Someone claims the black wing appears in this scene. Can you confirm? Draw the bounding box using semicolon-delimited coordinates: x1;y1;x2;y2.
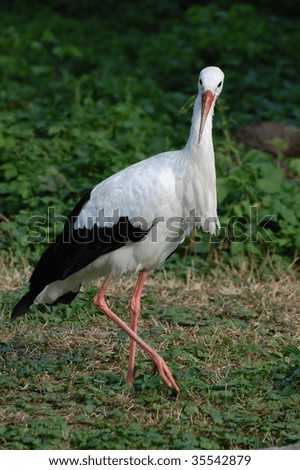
11;189;150;319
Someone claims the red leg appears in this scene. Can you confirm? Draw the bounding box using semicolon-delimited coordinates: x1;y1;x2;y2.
93;272;179;392
127;269;148;385
96;271;113;298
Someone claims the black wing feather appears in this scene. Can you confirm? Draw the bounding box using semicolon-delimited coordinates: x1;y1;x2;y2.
11;189;150;319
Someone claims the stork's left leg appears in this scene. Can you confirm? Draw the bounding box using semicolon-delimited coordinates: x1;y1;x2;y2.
127;269;148;385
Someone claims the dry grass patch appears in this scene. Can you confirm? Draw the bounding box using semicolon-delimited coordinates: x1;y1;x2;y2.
0;264;299;449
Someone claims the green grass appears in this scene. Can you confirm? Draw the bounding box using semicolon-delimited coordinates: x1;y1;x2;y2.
1;273;299;449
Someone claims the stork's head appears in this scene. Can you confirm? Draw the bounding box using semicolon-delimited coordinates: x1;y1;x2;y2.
197;66;224;144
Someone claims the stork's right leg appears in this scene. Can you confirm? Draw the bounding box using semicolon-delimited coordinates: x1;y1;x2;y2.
93;273;179;392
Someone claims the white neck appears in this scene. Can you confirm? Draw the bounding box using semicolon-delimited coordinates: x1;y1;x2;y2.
184;93;215;160
181;92;219;236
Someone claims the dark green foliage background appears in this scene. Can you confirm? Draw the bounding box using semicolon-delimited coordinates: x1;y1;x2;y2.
0;0;300;272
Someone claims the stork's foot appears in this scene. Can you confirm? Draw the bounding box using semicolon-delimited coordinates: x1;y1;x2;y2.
152;352;180;393
127;360;179;393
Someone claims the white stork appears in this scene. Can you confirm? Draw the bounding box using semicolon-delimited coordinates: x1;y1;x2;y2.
12;66;225;392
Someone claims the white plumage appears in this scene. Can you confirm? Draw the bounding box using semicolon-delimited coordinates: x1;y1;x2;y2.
13;66;225;392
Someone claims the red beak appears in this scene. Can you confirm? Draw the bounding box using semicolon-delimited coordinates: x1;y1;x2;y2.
198;90;215;144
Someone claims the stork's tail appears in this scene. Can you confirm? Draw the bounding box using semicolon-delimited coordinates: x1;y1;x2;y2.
11;286;81;321
11;292;35;321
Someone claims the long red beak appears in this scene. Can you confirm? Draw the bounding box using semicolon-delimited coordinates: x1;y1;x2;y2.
198;90;215;144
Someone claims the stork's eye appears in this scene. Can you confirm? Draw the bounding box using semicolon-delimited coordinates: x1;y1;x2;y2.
217;81;222;87
199;79;202;85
